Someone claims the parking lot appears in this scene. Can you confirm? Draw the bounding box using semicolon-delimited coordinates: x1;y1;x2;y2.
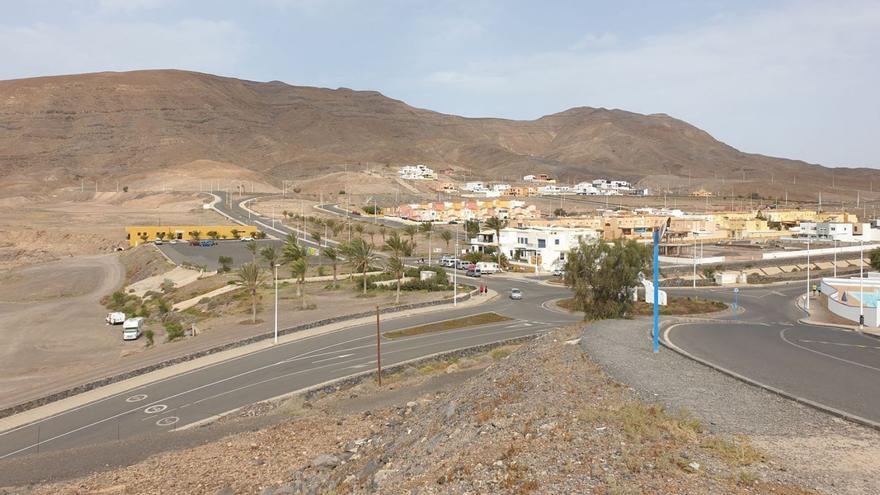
156;239;283;271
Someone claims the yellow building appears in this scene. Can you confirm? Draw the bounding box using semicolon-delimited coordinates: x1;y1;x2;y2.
690;189;713;197
125;225;260;247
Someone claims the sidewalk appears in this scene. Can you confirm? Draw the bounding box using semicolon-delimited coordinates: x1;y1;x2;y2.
798;293;880;337
0;288;492;431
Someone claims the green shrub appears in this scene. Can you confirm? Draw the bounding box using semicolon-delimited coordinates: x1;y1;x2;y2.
143;329;155;347
164;322;185;342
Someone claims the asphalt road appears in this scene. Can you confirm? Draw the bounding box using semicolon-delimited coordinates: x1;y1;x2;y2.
665;284;880;425
0;271;577;462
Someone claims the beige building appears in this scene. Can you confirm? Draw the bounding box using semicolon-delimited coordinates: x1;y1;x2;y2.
125;225;259;247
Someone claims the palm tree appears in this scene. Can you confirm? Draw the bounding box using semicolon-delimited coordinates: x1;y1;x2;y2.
156;232;166;241
354;223;365;238
465;219;481;239
439;230;453;253
230;228;241;240
331;223;344;239
403;224;419;252
384;231;413;257
282;234;307;276
420;222;434;264
366;229;377;247
325;218;338;238
245;240;258;262
484;216;507;262
260;245;279;269
236;262;267;324
342;239;378;295
379;225;387;244
311;230;323;247
322;245;340;288
138;232;149;244
289;257;309;309
189;230;202;241
386;255;405;305
207;231;219;240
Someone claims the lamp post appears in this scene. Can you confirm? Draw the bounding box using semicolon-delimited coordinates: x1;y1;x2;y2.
806;234;811;310
273;263;279;344
860;239;864;329
833;239;837;277
652;228;660;353
453;223;459;307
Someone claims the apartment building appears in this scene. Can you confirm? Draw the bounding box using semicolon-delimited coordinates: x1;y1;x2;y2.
469;225;601;271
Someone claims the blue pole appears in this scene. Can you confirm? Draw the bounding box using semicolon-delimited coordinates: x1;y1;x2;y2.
653;229;660;353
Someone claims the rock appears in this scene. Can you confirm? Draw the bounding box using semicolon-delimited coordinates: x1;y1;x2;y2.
444;402;457;419
493;460;504;468
686;461;701;472
373;468;397;486
251;458;265;466
405;401;418;409
311;453;340;470
215;486;234;495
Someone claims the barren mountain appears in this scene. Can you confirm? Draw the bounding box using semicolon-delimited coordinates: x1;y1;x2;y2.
0;69;876;199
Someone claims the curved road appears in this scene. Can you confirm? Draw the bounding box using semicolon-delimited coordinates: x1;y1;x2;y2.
666;284;880;425
0;266;577;460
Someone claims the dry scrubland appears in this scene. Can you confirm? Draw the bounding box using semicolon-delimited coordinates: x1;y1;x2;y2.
22;328;814;495
0;190;216;270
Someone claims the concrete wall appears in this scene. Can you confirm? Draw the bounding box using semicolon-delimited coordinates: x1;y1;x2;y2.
762;244;880;260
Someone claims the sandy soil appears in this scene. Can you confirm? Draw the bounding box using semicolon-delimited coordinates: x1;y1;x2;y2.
0;190;219;270
0;255;125;405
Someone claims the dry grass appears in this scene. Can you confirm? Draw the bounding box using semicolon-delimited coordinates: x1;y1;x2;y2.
556;296;727;316
383;312;512;339
701;436;766;466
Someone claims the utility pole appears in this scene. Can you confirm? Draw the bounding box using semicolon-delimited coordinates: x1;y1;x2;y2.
376;306;382;386
274;264;279;344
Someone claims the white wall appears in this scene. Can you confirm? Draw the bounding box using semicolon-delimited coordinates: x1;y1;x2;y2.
762;244;880;260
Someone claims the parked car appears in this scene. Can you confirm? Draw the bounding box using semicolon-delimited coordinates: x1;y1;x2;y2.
153;239;163;245
510;288;523;300
439;255;457;267
189;240;200;246
456;260;471;270
241;237;254;242
466;267;482;277
200;239;216;247
553;268;565;277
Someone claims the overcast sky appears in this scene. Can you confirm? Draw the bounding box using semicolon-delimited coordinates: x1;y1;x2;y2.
2;0;878;168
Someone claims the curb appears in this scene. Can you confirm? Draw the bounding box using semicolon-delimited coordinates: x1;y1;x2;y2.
174;334;541;431
0;287;479;420
660;320;880;432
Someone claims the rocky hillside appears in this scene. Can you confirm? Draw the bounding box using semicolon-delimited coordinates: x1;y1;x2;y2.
0;69;875;198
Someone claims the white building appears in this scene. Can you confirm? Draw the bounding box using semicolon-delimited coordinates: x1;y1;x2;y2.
798;222;854;241
469;225;601;272
523;175;536;182
398;164;437;180
574;182;601;195
463;181;487;192
492;183;511;193
537;184;572;195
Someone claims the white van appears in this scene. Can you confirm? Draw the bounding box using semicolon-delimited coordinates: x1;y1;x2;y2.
475;261;500;274
122;317;144;341
105;312;126;325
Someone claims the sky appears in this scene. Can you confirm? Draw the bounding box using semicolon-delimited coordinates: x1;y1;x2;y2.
1;0;879;168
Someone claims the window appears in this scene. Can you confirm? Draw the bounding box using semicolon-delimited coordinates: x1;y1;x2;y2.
538;239;546;248
554;238;560;245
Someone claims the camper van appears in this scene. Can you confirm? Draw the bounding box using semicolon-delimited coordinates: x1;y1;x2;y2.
122;317;144;341
105;312;126;325
475;261;500;274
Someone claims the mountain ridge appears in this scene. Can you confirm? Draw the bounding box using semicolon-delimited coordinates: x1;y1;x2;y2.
0;69;875;198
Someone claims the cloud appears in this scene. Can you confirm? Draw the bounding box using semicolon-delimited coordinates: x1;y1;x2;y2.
413;1;880;166
0;18;246;79
96;0;176;11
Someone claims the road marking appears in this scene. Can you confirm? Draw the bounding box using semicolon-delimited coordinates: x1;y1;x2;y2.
311;353;355;364
156;416;179;427
125;394;148;403
781;328;880;373
798;339;880;349
143;404;167;414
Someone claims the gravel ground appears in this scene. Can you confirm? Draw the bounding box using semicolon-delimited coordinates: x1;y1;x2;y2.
580;317;880;495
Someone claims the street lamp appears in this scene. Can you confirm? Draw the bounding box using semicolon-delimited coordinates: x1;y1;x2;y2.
805;233;811;311
274;263;279;344
453;223;459;307
860;238;864;329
